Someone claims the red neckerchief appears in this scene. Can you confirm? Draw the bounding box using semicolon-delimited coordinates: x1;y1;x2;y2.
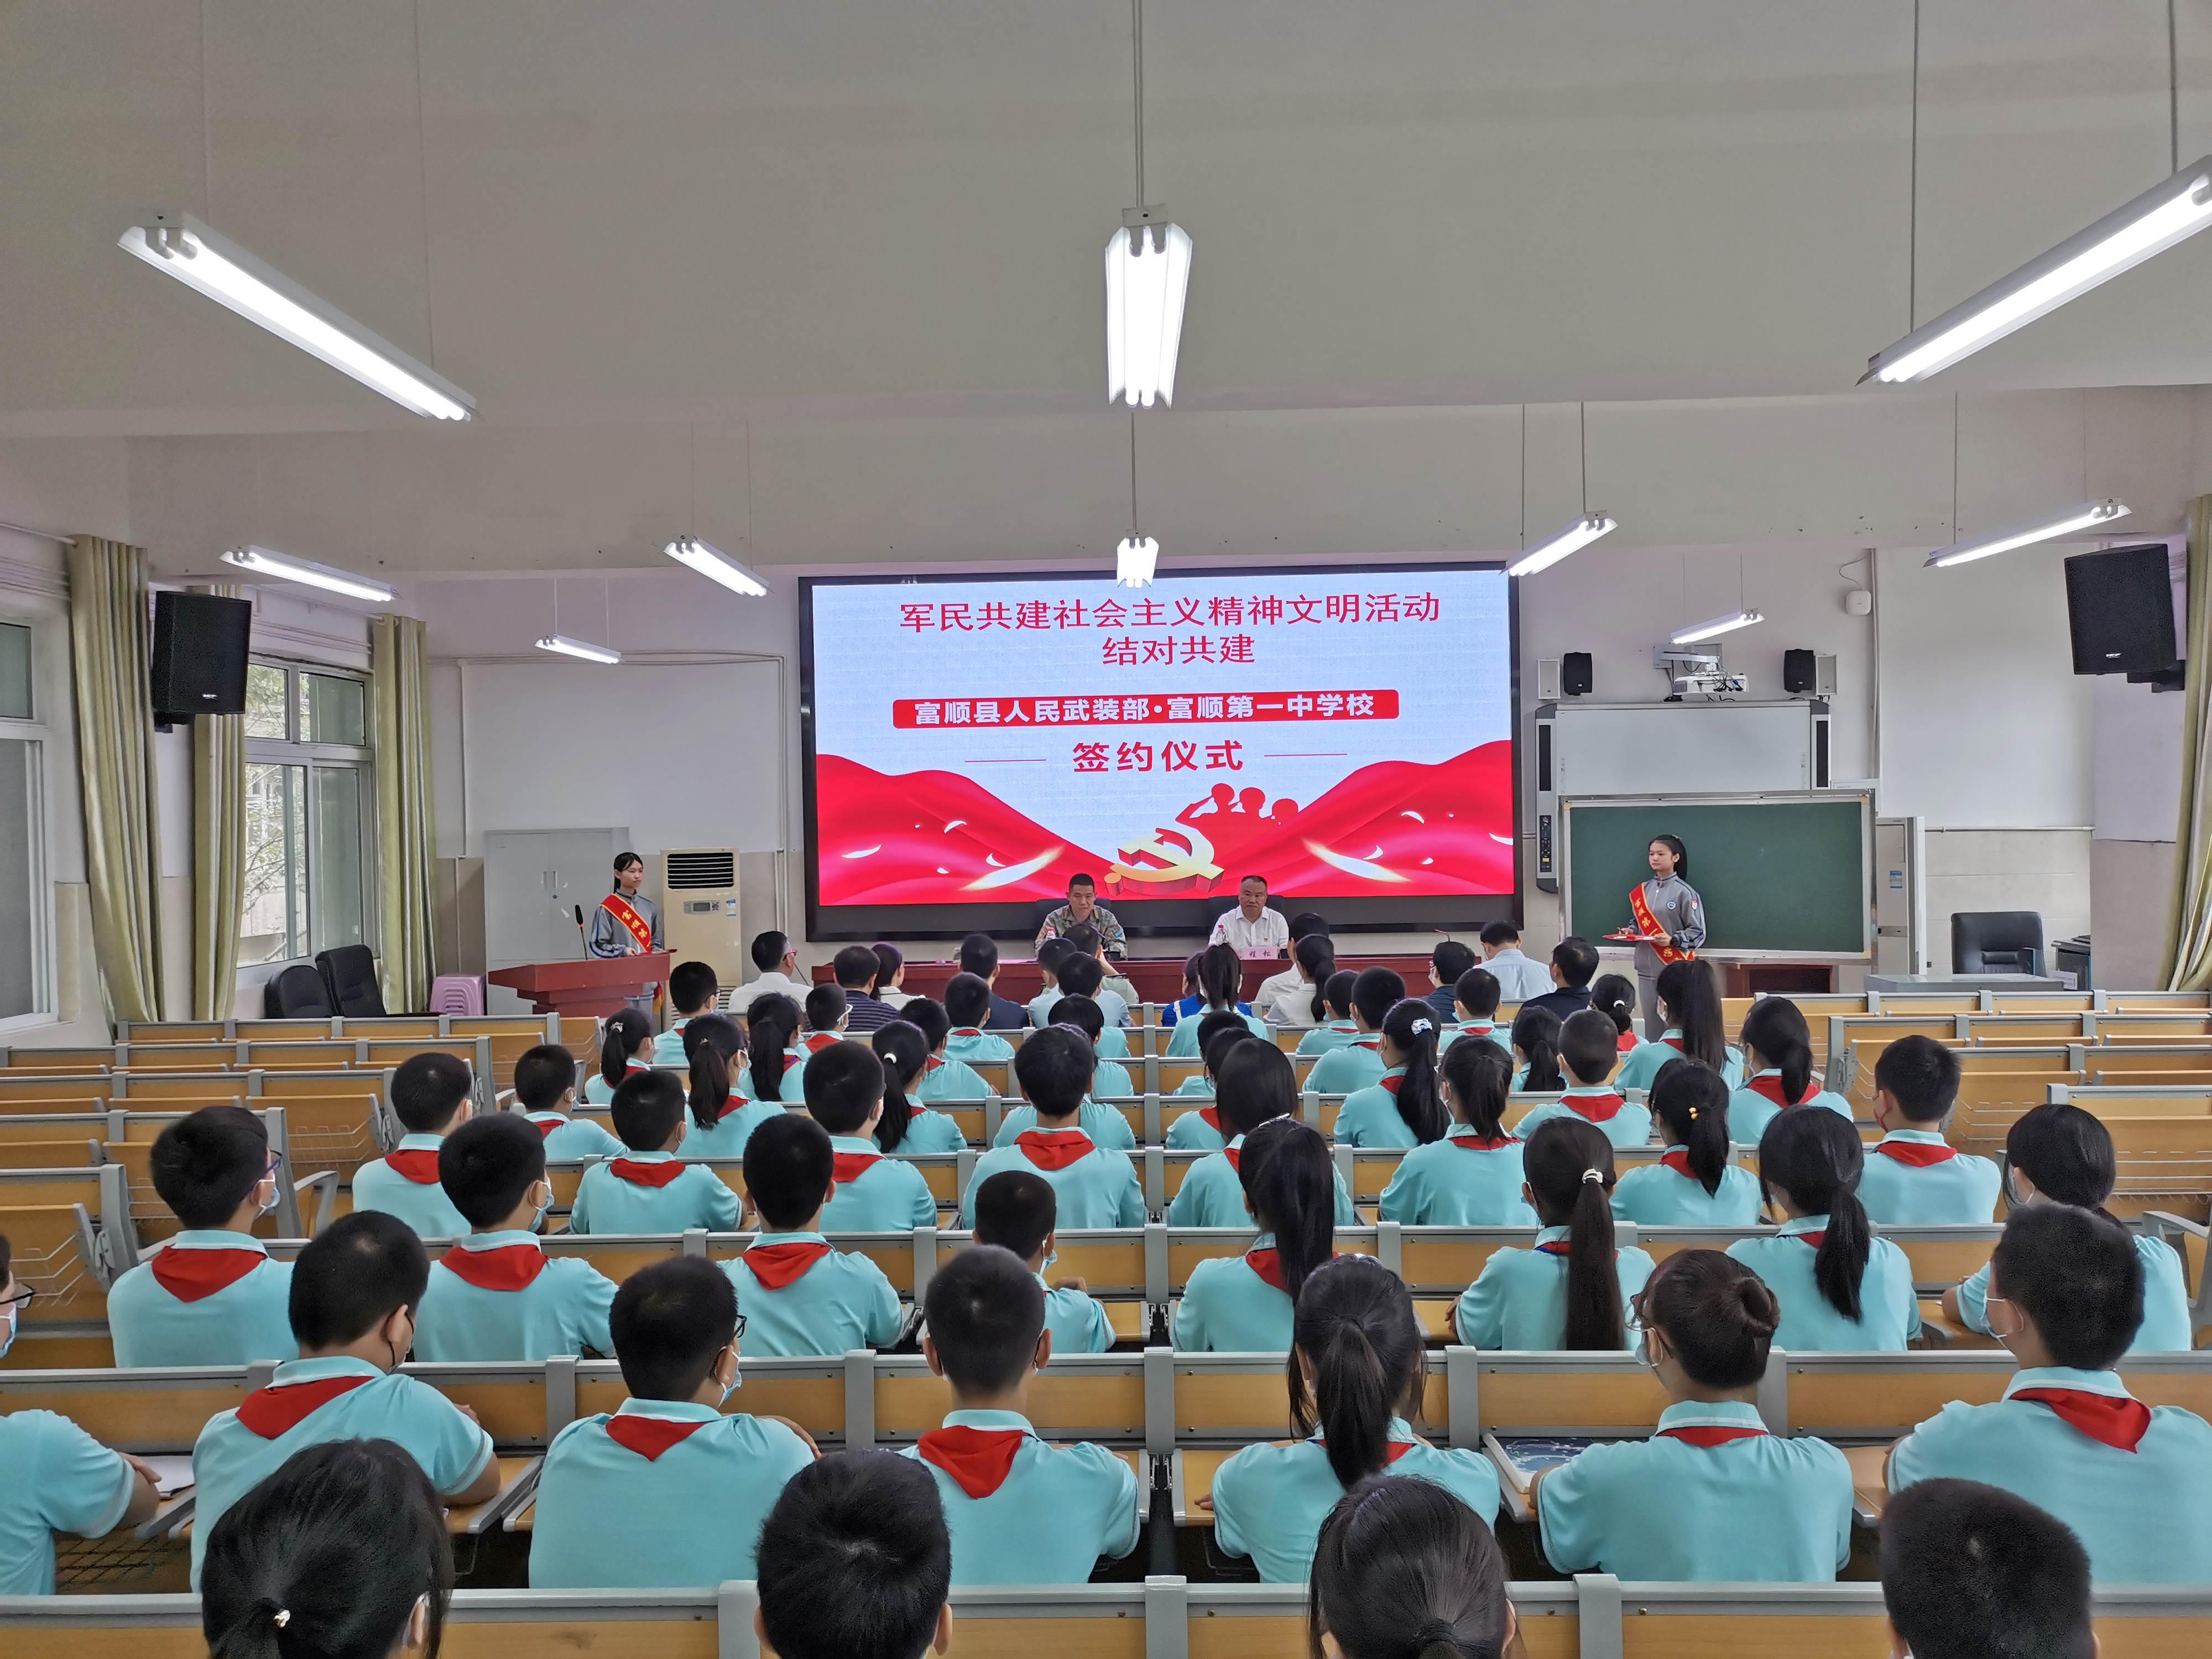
1224;1145;1243;1172
950;1027;984;1040
236;1374;371;1438
924;1056;945;1074
1245;1246;1289;1290
803;1032;840;1053
1660;1149;1697;1179
1616;1030;1639;1054
149;1247;265;1302
1747;1073;1812;1108
1792;1230;1828;1248
832;1151;881;1183
1658;1423;1770;1447
1875;1139;1958;1166
385;1147;442;1184
1452;1131;1515;1151
716;1098;749;1121
1661;1035;1685;1052
1380;1074;1404;1095
1199;1106;1223;1133
917;1425;1030;1498
609;1157;689;1188
1353;1034;1382;1050
744;1239;832;1289
1311;1434;1415;1465
605;1415;712;1460
439;1244;548;1291
1565;1091;1625;1124
2010;1389;2152;1452
1017;1130;1095;1171
530;1115;564;1139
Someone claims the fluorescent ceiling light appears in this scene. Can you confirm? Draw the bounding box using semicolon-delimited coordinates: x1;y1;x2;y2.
118;212;474;420
1105;216;1192;407
535;634;622;665
664;536;768;597
1507;514;1616;578
220;545;393;604
1925;498;2129;569
1670;609;1764;645
1865;159;2212;383
1116;535;1159;588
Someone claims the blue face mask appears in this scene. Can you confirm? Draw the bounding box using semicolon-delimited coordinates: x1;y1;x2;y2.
719;1368;740;1405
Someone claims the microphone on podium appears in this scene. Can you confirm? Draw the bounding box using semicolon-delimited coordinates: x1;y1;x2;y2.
572;904;589;957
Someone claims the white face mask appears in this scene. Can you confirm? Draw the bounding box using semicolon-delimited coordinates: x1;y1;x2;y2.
257;1177;280;1218
0;1302;16;1360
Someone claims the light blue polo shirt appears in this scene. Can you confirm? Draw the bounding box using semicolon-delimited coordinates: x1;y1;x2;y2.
1032;986;1133;1029
1378;1130;1536;1227
108;1233;296;1368
569;1151;742;1234
1615;1035;1747;1095
904;1408;1141;1584
993;1100;1136;1151
1091;1060;1136;1099
723;1232;904;1357
1538;1400;1853;1580
1610;1158;1765;1227
1166;1104;1228;1151
1855;1130;2002;1225
413;1233;617;1361
1335;1069;1423;1149
583;1060;652;1104
0;1410;134;1594
822;1136;941;1232
649;1016;702;1069
352;1133;472;1239
1724;1216;1921;1351
919;1055;993;1102
1172;1074;1216;1098
943;1030;1015;1065
1447;1021;1516;1057
1174;1235;1299;1352
1165;1139;1358;1229
1725;1073;1854;1146
1454;1227;1656;1350
527;1110;626;1161
1296;1020;1359;1056
1954;1232;2193;1353
1040;1273;1115;1355
1306;1037;1386;1095
1094;1025;1132;1059
1888;1366;2212;1582
733;1052;802;1103
681;1098;789;1161
1166;1008;1269;1056
881;1106;968;1154
1212;1421;1501;1582
1515;1089;1655;1151
190;1355;492;1585
961;1129;1144;1229
530;1400;813;1587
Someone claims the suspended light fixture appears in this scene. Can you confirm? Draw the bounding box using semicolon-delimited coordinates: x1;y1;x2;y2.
535;634;621;665
1509;514;1615;578
119;213;473;420
1116;535;1159;588
1925;499;2129;569
1104;0;1190;407
1670;609;1765;645
664;536;769;597
219;544;393;604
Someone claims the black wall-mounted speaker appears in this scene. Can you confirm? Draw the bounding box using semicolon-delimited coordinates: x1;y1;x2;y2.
1561;651;1593;696
1783;648;1817;694
2065;542;2180;678
150;592;252;720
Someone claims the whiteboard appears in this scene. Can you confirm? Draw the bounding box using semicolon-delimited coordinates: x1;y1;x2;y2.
1551;703;1812;796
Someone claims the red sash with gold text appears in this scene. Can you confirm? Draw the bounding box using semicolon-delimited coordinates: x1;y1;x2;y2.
600;892;654;953
1629;885;1693;964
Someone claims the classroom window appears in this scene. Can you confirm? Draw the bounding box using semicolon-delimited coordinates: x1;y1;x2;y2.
0;623;29;721
239;660;374;966
0;617;54;1031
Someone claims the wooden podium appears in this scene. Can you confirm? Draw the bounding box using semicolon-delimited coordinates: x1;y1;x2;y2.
489;952;672;1019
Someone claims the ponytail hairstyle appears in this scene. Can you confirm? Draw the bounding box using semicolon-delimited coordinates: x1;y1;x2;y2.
1290;1257;1427;1489
2003;1102;2119;1218
1180;951;1206;1001
1379;999;1448;1145
1239;1117;1335;1306
1647;1057;1732;1197
1309;1475;1511;1659
1738;995;1814;1105
1439;1037;1512;1140
1510;1005;1564;1092
1520;1117;1624;1351
1296;933;1338;1023
1656;959;1727;1071
1217;1038;1298;1138
1639;1248;1781;1390
1198;942;1244;1012
599;1008;653;1089
1320;969;1358;1022
745;994;801;1103
870;1020;931;1152
1589;974;1637;1037
1757;1107;1872;1321
682;1014;747;1132
201;1438;453;1659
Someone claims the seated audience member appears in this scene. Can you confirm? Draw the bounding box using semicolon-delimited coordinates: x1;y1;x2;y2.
1378;1035;1535;1226
414;1113;615;1361
1514;1008;1652;1150
942;973;1016;1065
1510;1004;1565;1092
972;1170;1114;1357
1423;938;1478;1024
1211;1258;1499;1582
570;1072;742;1235
872;1020;969;1154
1879;1478;2096;1659
1524;935;1600;1022
1728;1108;1919;1352
1723;994;1843;1134
1175;1118;1335;1352
737;994;805;1103
834;943;900;1034
1451;966;1514;1053
530;1255;815;1587
1310;1477;1520;1659
1942;1102;2190;1353
1532;1249;1852;1580
906;1245;1140;1583
1888;1203;2212;1582
962;1027;1143;1228
1171;1008;1253;1100
803;983;852;1052
680;1013;784;1158
725;1114;902;1358
958;933;1030;1031
1165;943;1270;1055
907;994;995;1104
1295;969;1361;1056
1476;920;1553;1003
109;1105;295;1366
654;959;721;1066
0;1234;159;1594
1304;966;1402;1094
1616;959;1744;1093
1589;973;1640;1053
1609;1059;1762;1226
873;942;912;1010
1025;937;1076;1030
1167;1039;1358;1229
352;1052;475;1240
514;1042;624;1160
585;1007;656;1103
755;1451;953;1659
1040;992;1136;1099
1164;1015;1259;1153
1857;1035;2000;1225
199;1439;452;1659
1455;1118;1655;1350
805;1040;940;1232
1335;999;1452;1150
1057;926;1132;1027
727;928;810;1011
1255;927;1334;1030
188;1213;498;1587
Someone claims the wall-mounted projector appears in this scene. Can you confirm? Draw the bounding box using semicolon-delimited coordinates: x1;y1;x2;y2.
1652;645;1745;700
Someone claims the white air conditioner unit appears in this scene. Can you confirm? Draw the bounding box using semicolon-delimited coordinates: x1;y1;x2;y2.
659;848;744;983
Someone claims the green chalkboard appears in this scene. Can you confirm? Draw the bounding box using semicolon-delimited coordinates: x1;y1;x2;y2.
1564;796;1870;956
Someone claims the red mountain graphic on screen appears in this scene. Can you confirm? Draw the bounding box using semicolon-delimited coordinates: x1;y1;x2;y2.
816;740;1512;905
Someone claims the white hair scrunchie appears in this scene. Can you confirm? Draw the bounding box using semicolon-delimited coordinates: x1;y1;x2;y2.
1580;1167;1605;1183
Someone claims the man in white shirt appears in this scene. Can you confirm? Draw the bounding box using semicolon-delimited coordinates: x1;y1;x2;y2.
724;930;811;1016
1209;876;1291;958
1477;921;1553;1004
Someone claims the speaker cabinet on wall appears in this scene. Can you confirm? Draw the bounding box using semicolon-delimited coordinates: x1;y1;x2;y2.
1783;648;1817;695
1561;651;1593;696
150;591;252;721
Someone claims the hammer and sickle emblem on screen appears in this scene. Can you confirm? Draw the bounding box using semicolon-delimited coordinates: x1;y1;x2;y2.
1108;823;1225;885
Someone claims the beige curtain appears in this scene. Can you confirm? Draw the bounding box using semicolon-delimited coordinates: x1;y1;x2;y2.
2166;494;2212;988
191;585;247;1019
371;614;439;1013
66;536;166;1024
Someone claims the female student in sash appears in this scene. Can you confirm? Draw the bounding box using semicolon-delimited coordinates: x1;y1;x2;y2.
1630;835;1704;1040
588;852;662;1015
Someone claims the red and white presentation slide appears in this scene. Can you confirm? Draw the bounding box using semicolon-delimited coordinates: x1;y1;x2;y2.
804;565;1514;911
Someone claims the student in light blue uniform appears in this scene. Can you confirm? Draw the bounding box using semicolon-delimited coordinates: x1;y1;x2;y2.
942;973;1017;1063
1856;1035;2001;1225
1508;1004;1566;1094
1456;1118;1656;1352
652;960;721;1067
187;1212;499;1587
1879;1479;2100;1659
1888;1203;2212;1582
755;1453;956;1659
513;1042;625;1161
1165;943;1268;1056
1379;1036;1536;1227
1040;993;1136;1102
1335;999;1453;1150
906;1246;1141;1583
1615;960;1744;1094
1165;1013;1265;1152
1306;966;1401;1094
1610;1059;1762;1227
672;1014;786;1159
352;1050;476;1240
1726;996;1848;1145
108;1105;295;1367
733;994;805;1103
1211;1258;1499;1580
902;993;993;1108
414;1115;616;1361
1512;1010;1654;1151
1052;949;1130;1030
1587;974;1641;1063
1940;1102;2194;1353
1168;1041;1358;1229
570;1072;742;1235
1726;1108;1919;1352
1024;938;1076;1029
962;1029;1143;1229
584;1007;656;1104
1533;1249;1852;1580
725;1114;904;1357
974;1170;1116;1356
871;1020;969;1154
804;1040;942;1232
1449;966;1517;1057
531;1255;816;1587
1310;1476;1516;1659
1296;971;1361;1057
1175;1118;1336;1352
